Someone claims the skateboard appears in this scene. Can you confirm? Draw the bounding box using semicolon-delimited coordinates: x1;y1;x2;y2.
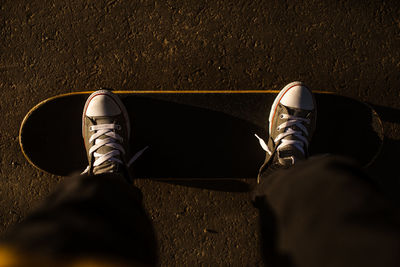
19;91;383;179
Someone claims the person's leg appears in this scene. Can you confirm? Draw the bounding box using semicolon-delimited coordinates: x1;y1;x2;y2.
254;156;400;267
253;82;400;267
0;90;157;266
0;172;157;266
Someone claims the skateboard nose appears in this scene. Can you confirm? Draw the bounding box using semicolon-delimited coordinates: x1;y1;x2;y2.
280;84;314;110
85;93;122;117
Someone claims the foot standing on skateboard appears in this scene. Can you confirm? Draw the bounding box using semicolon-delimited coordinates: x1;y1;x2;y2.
253;82;400;267
82;89;147;179
0;84;399;267
255;81;316;183
0;90;157;266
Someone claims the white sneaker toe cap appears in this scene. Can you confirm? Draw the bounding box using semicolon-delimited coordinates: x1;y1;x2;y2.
280;84;314;110
86;94;121;117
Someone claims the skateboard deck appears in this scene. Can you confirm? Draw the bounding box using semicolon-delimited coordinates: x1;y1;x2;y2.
19;91;383;179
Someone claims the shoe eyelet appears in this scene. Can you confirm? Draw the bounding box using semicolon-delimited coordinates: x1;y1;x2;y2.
89;126;93;131
277;127;280;131
280;114;284;119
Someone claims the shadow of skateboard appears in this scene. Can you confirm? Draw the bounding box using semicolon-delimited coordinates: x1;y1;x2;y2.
19;92;383;179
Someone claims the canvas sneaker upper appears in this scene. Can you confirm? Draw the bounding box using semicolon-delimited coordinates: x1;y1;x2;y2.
256;81;317;182
82;90;147;177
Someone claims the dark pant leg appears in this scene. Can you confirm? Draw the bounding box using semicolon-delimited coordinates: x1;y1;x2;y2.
254;156;400;267
0;173;157;266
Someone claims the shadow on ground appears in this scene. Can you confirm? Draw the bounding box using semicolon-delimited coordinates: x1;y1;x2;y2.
159;179;251;193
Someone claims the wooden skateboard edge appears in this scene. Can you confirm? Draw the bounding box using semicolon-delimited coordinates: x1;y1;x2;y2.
19;108;50;175
360;102;384;168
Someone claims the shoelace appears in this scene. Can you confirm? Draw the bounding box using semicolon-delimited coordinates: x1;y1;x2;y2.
82;123;148;174
255;114;310;156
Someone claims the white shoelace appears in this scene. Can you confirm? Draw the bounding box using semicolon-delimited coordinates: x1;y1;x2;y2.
255;114;310;156
82;123;148;174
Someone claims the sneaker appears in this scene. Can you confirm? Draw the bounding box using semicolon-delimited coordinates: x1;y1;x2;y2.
255;81;317;183
82;90;132;176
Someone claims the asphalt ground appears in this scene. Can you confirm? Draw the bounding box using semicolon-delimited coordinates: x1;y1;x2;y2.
1;0;400;266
